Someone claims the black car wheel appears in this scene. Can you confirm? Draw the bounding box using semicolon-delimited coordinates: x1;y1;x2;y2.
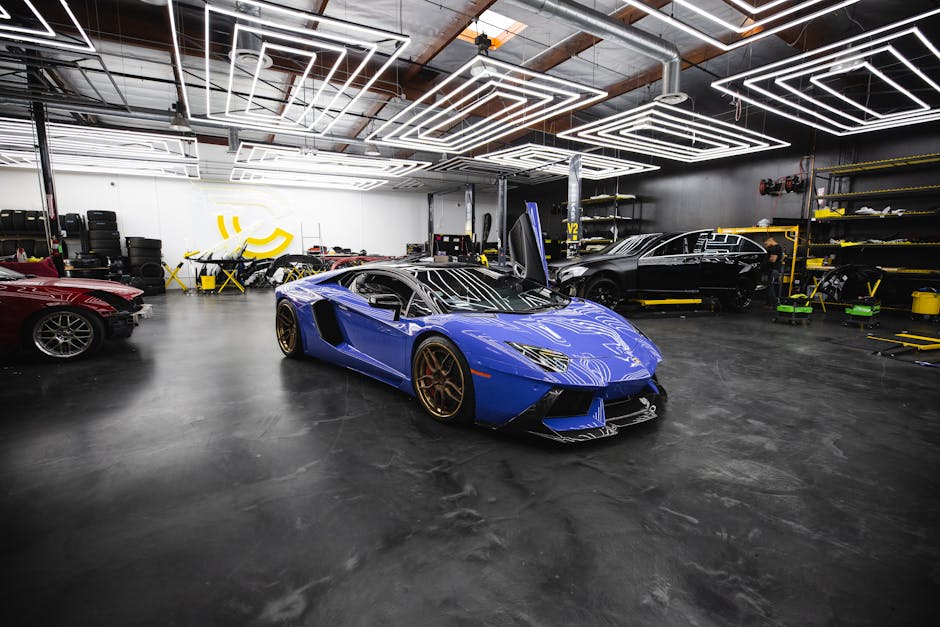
723;280;754;312
275;300;303;358
412;336;473;423
584;277;620;308
28;307;105;360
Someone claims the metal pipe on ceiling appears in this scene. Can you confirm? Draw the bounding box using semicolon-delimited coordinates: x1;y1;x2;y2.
514;0;687;104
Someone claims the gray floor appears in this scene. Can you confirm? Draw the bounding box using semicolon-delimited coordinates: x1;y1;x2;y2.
1;290;938;626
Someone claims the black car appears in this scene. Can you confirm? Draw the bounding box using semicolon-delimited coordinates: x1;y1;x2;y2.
550;230;767;310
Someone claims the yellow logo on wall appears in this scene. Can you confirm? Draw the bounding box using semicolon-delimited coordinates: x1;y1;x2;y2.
216;214;294;259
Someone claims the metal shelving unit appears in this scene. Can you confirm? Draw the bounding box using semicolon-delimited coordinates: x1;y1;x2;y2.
563;194;639;252
805;154;940;306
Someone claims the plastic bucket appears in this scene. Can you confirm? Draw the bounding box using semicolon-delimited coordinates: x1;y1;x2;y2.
912;291;940;315
200;275;216;290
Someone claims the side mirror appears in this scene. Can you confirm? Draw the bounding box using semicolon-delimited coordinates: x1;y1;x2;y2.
368;294;401;321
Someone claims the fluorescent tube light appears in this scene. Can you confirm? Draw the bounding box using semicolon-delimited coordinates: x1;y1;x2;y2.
367;55;606;154
233;142;430;178
166;0;410;139
618;0;860;51
711;9;940;135
230;167;388;191
557;102;789;162
476;143;659;179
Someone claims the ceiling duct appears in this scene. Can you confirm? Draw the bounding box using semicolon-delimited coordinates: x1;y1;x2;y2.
230;2;273;69
515;0;687;104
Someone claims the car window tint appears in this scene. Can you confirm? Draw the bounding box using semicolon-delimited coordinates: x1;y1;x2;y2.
649;232;700;256
405;293;433;317
412;267;569;314
351;273;413;307
740;237;764;253
701;233;743;254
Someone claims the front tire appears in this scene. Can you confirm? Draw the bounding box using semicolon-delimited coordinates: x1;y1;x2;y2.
722;279;754;312
412;336;474;424
583;276;620;308
28;307;105;360
275;300;303;358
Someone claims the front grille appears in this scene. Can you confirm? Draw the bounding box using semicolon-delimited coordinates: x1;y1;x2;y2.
546;389;594;417
604;395;657;427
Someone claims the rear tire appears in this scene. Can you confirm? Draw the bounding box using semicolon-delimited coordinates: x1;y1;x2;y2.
583;276;620;308
275;300;303;358
412;335;474;424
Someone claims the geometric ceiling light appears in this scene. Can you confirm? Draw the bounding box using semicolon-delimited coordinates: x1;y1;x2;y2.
557;102;789;162
0;117;200;178
367;56;607;154
476;143;659;179
233;143;431;178
0;0;96;52
229;167;388;191
425;156;562;184
712;8;940;135
618;0;861;51
166;0;410;138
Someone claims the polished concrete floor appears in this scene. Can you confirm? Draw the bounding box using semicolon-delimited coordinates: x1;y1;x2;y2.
1;291;938;626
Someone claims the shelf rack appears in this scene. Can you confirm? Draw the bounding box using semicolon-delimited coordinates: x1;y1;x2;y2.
804;153;940;307
563;194;639;252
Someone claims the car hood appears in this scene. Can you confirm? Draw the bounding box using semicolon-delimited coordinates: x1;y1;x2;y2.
441;298;661;389
11;276;142;298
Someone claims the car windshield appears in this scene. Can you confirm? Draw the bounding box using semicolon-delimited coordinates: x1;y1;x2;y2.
0;266;25;280
412;266;570;314
598;233;663;256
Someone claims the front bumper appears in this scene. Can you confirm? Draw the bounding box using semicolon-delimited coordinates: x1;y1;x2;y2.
107;304;152;339
489;377;666;443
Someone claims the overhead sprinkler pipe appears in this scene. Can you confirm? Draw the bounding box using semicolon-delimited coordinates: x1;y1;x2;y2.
516;0;686;103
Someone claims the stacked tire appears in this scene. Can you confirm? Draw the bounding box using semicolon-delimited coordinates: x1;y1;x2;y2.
67;253;109;280
85;210;122;259
127;237;165;295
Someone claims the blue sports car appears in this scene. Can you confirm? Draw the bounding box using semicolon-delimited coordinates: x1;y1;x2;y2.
274;207;664;442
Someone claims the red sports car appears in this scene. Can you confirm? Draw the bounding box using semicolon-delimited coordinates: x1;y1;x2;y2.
0;266;152;360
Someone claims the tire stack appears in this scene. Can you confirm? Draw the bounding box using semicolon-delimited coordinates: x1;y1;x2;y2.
85;210;122;260
126;237;165;296
67;252;110;280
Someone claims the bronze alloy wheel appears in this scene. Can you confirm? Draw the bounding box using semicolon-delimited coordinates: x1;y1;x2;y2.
276;301;300;356
413;340;466;420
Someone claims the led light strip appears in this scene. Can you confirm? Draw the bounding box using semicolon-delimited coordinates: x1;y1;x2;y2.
618;0;860;51
712;9;940;135
167;0;409;138
0;151;199;179
230;167;388;191
476;143;658;179
234;142;430;178
425;156;562;183
0;0;95;52
0;117;200;178
368;55;606;154
558;102;789;162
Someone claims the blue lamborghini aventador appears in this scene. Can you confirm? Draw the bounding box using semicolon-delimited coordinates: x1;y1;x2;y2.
274;206;664;442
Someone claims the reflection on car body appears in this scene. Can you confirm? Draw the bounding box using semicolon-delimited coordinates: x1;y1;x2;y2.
550;229;767;310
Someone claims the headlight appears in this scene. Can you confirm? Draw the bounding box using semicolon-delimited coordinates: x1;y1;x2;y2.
559;266;589;281
506;342;569;373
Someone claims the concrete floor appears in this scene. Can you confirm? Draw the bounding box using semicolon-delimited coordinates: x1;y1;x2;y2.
1;291;938;626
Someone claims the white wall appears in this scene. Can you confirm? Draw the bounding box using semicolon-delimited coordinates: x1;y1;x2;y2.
0;153;493;287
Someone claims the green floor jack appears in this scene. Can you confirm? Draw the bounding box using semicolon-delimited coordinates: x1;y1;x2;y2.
772;276;823;325
772;295;815;325
844;278;882;329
